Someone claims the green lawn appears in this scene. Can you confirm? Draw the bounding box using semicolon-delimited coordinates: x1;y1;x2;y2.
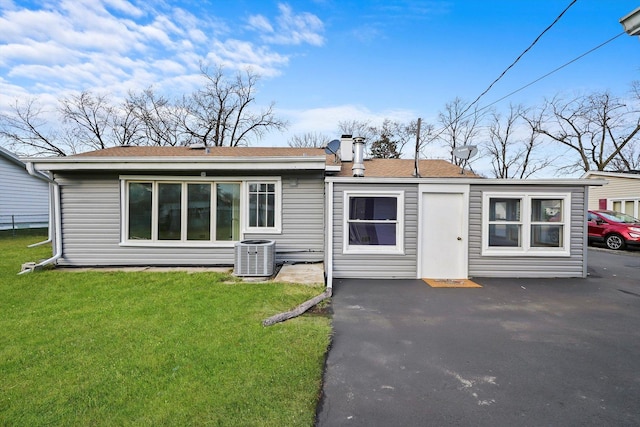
0;235;332;426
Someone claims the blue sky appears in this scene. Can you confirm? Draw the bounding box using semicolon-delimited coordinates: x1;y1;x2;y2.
1;0;639;170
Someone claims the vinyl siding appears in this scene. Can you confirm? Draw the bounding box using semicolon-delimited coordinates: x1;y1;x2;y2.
55;172;324;267
0;156;49;229
468;185;587;278
586;175;640;217
332;183;418;279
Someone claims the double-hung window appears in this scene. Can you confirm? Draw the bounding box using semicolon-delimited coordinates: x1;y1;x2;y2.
343;191;404;254
123;178;280;245
483;192;570;256
248;183;276;229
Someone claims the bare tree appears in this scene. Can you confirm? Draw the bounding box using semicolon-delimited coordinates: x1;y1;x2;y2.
609;143;640;171
59;91;115;150
405;118;433;155
287;131;331;148
369;119;432;159
127;88;183;146
437;97;484;167
180;65;287;147
335;118;436;159
486;104;551;178
528;89;640;172
112;98;145;147
0;98;68;156
338;120;376;141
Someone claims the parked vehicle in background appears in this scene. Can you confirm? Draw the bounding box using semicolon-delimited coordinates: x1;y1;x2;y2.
588;210;640;250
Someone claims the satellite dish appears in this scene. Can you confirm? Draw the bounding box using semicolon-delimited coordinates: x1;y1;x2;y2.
452;145;478;160
325;139;340;155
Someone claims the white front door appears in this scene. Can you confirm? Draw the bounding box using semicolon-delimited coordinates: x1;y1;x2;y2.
420;190;468;279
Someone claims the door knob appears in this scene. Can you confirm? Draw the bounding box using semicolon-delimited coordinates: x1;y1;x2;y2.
457;237;462;241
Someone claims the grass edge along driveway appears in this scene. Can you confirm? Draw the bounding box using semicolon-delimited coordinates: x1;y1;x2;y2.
0;235;331;426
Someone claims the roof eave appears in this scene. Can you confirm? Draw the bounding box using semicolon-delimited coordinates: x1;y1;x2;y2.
325;177;607;186
25;155;328;172
582;170;640;180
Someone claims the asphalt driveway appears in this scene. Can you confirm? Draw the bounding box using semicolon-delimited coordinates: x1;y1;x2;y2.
317;249;640;426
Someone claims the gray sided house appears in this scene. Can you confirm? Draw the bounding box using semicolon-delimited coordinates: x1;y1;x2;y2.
0;146;50;231
27;146;327;268
26;140;604;282
583;170;640;218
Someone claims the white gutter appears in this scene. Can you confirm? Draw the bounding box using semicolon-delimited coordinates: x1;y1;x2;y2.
326;177;609;186
19;163;62;274
24;155;328;172
325;181;333;295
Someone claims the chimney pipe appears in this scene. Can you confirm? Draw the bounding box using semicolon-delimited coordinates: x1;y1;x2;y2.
352;137;365;177
339;134;353;162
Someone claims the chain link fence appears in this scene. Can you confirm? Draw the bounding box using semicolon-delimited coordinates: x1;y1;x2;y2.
0;214;49;237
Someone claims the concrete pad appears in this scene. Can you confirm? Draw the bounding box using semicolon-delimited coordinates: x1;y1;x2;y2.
55;266;231;273
273;262;324;285
54;264;323;285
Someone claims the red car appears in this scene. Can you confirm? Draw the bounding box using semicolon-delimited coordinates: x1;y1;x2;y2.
588;210;640;250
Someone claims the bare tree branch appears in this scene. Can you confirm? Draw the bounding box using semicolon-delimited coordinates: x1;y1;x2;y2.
287;132;331;148
529;90;640;172
486;104;551;178
0;98;67;156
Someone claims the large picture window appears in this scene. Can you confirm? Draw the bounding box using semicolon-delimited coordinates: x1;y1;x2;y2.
123;178;279;245
483;192;570;256
343;191;404;254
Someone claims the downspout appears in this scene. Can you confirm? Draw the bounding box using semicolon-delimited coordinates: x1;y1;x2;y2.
19;163;62;274
325;180;333;295
28;181;54;247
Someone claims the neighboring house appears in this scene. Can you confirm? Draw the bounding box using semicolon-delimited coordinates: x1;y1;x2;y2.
25;137;604;281
583;170;640;218
0;146;50;231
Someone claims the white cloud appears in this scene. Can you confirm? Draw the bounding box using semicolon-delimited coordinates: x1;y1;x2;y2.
248;14;274;33
103;0;145;17
208;39;289;77
0;0;327;147
249;3;324;46
0;1;323;99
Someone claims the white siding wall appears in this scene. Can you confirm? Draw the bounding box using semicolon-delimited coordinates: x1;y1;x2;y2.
586;175;640;217
0;155;49;229
468;185;587;278
55;172;324;267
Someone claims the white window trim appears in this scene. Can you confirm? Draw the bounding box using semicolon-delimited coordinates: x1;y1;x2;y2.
610;198;639;218
343;190;404;255
482;192;571;257
120;176;281;247
243;179;282;234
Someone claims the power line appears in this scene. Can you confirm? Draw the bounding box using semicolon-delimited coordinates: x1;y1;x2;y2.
460;0;579;118
476;31;626;114
421;30;626;156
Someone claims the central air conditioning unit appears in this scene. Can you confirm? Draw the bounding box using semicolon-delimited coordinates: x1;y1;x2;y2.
234;239;276;277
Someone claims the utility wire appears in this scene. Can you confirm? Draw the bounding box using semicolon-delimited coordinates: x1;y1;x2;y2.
475;31;626;115
460;0;579;119
422;30;626;156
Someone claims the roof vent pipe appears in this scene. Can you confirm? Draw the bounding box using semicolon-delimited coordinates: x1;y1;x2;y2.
352;137;365;177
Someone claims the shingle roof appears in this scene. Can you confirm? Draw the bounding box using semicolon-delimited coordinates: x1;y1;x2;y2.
333;158;480;178
69;146;479;178
72;146;326;157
